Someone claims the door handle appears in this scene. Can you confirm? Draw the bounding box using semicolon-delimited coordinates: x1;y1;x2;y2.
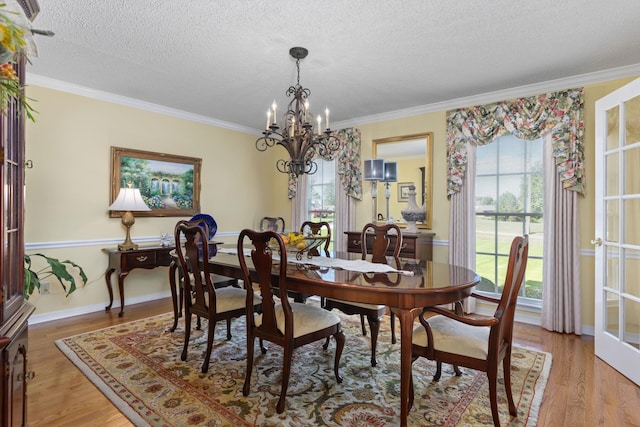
591;237;603;246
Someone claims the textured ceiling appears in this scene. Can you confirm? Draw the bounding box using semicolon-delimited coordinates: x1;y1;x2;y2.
25;0;640;132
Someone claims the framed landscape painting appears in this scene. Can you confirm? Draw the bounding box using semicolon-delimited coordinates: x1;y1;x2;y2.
110;147;202;217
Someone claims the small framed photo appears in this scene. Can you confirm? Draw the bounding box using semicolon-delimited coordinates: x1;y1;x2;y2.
398;182;414;202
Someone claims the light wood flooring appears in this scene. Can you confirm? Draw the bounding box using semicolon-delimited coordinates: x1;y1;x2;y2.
27;298;640;426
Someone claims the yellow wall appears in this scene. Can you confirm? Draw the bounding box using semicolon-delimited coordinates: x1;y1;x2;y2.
25;76;639;331
24;85;290;316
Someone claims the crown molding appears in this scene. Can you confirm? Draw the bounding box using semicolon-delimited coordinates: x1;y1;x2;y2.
333;63;640;129
25;73;259;135
28;63;640;134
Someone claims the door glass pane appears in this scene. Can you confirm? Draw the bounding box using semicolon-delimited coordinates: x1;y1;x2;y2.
624;95;640;145
624;146;640;194
604;290;620;336
607;105;620;150
606;200;619;243
624;248;640;298
624;199;640;245
606;246;620;291
622;298;640;350
606;152;619;196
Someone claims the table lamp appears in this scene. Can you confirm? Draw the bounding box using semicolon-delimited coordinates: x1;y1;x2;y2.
383;161;397;221
108;186;151;251
364;158;384;222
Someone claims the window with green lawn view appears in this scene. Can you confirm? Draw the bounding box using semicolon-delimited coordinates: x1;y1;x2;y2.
305;158;336;249
475;134;543;304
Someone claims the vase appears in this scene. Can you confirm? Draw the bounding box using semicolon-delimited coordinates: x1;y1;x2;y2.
401;184;425;233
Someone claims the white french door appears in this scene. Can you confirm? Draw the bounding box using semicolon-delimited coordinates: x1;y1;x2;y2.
594;77;640;386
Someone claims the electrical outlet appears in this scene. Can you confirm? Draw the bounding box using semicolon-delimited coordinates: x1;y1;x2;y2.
40;281;51;294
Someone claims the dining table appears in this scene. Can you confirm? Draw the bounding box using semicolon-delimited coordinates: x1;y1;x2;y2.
169;246;479;427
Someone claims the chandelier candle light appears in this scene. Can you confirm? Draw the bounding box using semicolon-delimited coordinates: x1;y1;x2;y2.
256;47;339;177
108;185;151;251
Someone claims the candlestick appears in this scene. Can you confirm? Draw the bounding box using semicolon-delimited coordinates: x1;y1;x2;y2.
271;100;277;125
325;107;330;130
266;110;271;130
304;100;309;123
317;115;322;135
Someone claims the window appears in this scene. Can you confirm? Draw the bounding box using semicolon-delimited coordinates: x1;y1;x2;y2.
475;134;543;304
305;159;336;248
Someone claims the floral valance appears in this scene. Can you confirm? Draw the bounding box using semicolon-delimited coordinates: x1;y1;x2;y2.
446;87;584;196
288;127;363;200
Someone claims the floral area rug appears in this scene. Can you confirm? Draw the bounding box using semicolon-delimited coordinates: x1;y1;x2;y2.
55;308;551;426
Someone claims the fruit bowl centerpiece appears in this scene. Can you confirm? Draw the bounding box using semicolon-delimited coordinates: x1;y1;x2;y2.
274;232;329;260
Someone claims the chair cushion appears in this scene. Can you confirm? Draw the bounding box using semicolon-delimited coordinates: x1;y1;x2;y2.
326;298;385;311
215;287;261;313
255;302;341;338
412;314;490;360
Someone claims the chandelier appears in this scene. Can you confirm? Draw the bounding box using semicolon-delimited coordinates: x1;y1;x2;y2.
256;47;339;177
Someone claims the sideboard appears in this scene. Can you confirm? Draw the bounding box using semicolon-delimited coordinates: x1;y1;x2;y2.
344;230;435;261
103;245;175;317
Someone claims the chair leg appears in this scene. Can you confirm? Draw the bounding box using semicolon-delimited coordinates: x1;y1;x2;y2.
277;345;294;413
243;334;255;396
453;365;462;376
323;336;330;350
503;351;517;416
181;312;191;361
487;366;501;427
333;329;345;383
201;319;215;373
433;361;442;381
226;318;232;340
360;314;367;336
259;338;267;354
409;370;415;410
196;315;202;330
366;315;381;367
390;312;397;344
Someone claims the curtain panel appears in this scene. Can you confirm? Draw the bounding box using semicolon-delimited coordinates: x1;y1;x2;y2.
287;127;363;200
446;87;584;197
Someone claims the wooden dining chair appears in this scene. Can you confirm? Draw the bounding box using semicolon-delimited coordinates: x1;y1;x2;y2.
238;229;345;414
410;235;529;427
174;220;262;373
259;216;286;233
323;222;402;366
300;220;331;256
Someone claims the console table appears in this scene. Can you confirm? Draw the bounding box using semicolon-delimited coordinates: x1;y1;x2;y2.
103;245;174;316
344;230;435;260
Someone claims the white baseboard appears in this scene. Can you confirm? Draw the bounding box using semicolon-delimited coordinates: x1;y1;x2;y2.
28;290;173;324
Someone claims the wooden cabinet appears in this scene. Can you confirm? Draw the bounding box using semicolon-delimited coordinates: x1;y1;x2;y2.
344;230;435;261
1;2;40;424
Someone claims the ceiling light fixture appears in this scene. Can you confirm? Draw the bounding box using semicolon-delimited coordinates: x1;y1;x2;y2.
256;47;339;177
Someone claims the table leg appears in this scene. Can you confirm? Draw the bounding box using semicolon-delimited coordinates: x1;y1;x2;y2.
117;271;129;317
391;307;421;427
104;267;115;311
169;260;179;332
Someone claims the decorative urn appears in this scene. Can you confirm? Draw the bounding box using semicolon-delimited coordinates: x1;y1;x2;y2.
400;184;425;233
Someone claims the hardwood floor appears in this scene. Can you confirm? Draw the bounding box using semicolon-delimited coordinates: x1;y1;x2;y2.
27;298;640;426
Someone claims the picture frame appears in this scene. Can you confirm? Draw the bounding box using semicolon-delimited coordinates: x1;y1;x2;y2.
110;146;202;217
397;182;414;202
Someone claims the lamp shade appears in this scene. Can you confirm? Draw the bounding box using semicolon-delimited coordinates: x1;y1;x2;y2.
364;158;385;181
108;188;151;212
383;162;397;182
